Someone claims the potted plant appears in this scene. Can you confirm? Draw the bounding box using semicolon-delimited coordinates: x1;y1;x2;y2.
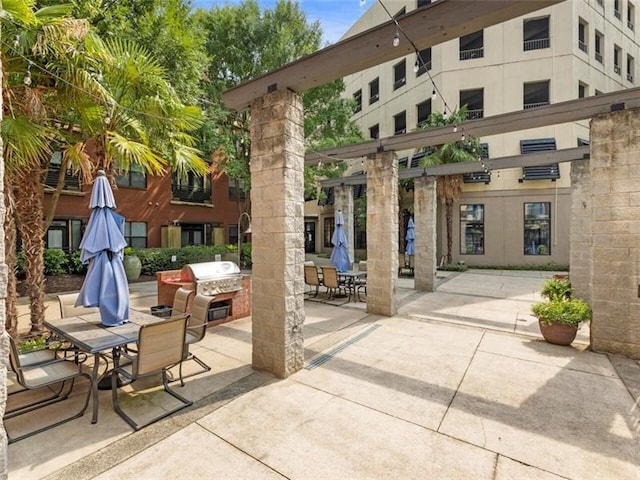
531;277;592;346
123;247;142;281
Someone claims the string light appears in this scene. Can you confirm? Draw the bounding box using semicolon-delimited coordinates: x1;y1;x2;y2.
13;35;19;49
392;29;400;47
360;0;366;6
431;88;437;100
413;58;420;73
461;133;466;141
453;124;458;133
23;63;32;86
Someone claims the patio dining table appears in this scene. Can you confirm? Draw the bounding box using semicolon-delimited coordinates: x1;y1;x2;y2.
44;309;165;424
338;270;367;302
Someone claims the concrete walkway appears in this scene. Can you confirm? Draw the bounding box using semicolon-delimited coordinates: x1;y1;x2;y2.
6;270;640;479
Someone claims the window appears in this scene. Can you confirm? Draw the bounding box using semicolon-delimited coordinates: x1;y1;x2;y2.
45;219;82;252
369;78;379;104
125;221;147;249
578;18;588;53
416;99;432;127
417;0;431;7
627;55;635;82
228;224;239;247
614;45;622;74
460;205;484;255
614;0;622;19
180;223;211;246
416;47;431;76
393;59;406;90
523;16;550;50
628;2;635;30
578;82;587;98
393;111;406;135
323;217;334;248
172;172;212;204
45;151;80;191
353;89;362;113
228;177;246;201
369;124;379;140
460;88;484;119
523;80;550;109
459;30;484;60
595;31;603;63
520;138;559;181
524;203;551;256
116;164;146;188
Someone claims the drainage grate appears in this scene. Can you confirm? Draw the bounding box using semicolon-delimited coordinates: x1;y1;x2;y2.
305;324;381;370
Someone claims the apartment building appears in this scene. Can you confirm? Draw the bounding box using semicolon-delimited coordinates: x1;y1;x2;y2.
308;0;639;266
43;160;245;252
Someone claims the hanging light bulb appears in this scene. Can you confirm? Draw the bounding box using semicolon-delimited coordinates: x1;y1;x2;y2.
23;65;32;86
413;59;420;73
461;133;466;141
360;0;366;6
13;35;19;49
392;30;400;47
96;69;103;83
317;159;322;168
453;124;458;133
431;88;437;100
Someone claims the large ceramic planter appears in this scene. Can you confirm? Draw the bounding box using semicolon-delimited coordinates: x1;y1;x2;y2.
538;320;578;346
123;255;142;281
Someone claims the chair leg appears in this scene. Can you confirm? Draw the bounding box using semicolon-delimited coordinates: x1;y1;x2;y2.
6;374;91;444
178;349;211;387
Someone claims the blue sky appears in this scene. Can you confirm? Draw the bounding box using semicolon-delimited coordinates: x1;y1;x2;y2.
191;0;369;45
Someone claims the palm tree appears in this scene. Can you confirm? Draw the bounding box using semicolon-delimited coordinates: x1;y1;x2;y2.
419;107;481;264
2;1;209;333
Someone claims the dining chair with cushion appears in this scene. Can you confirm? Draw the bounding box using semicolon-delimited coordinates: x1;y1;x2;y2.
320;266;344;300
304;265;323;298
178;294;213;386
111;314;193;430
172;287;194;315
57;292;99;318
5;335;91;443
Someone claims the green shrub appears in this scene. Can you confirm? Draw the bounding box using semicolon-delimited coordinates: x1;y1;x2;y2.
15;251;25;278
136;245;232;276
240;242;252;268
438;262;468;272
66;250;87;275
532;298;592;327
540;277;572;301
44;249;68;275
468;264;569;272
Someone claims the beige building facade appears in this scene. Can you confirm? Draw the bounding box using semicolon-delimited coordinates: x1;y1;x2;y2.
307;0;639;267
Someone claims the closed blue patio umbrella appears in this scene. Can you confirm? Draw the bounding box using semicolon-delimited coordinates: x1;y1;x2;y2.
330;210;351;272
76;171;130;326
405;217;415;256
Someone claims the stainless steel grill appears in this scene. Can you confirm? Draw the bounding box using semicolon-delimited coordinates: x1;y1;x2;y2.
180;261;243;296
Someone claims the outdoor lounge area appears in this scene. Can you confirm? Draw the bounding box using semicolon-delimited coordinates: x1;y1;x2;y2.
6;270;640;479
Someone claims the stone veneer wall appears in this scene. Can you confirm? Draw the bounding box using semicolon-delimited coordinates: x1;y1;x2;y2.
366;151;398;316
569;159;592;304
587;109;640;358
334;185;354;268
250;89;305;377
414;176;437;292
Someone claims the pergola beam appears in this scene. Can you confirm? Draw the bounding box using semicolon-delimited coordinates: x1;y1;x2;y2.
320;147;589;187
222;0;563;112
306;87;640;165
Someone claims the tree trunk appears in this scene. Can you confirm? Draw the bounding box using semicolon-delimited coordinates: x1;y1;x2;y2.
445;200;453;265
4;183;19;337
15;171;47;333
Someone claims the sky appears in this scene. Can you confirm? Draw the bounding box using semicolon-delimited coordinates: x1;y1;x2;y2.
191;0;370;45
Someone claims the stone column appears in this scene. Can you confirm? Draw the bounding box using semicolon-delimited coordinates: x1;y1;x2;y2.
414;176;437;292
569;159;592;304
250;89;305;377
366;151;398;316
334;185;354;268
589;109;640;358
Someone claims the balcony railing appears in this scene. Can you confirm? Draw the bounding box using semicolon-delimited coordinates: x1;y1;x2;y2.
523;101;550;110
628;21;635;30
628;73;634;82
523;37;550;51
614;65;621;74
393;78;406;90
172;184;212;204
595;52;603;63
614;10;622;20
45;166;80;191
459;47;484;61
416;61;432;75
578;41;588;53
466;109;484;120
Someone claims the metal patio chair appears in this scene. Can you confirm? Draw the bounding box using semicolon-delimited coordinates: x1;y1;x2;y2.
57;292;99;318
111;315;192;430
172;287;195;315
5;336;91;443
320;266;345;300
178;294;214;386
304;265;323;297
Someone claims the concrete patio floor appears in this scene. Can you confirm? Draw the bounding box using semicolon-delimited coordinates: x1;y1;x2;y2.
6;270;640;479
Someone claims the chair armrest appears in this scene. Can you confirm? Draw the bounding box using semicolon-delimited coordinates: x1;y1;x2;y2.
19;354;88;371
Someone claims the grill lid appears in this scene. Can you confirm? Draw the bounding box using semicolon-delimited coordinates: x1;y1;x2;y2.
180;261;240;282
